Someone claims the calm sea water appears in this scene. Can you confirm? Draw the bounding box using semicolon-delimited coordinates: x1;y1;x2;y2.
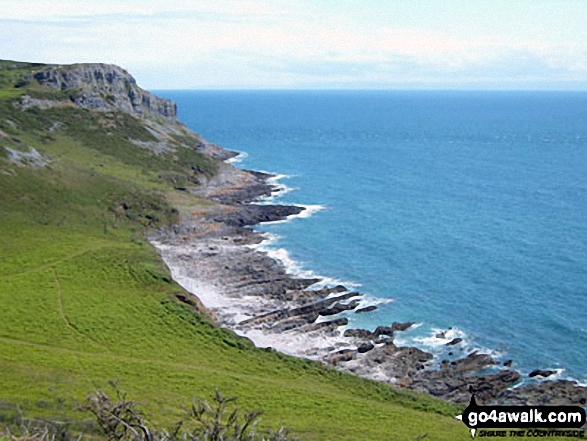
159;90;587;383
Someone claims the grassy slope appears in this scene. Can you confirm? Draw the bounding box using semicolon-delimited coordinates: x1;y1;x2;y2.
0;61;478;440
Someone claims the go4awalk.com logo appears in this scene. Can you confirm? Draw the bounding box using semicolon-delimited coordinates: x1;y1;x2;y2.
455;395;586;438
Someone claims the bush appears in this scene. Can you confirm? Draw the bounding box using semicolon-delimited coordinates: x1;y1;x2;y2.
82;384;294;441
0;406;80;441
186;389;292;441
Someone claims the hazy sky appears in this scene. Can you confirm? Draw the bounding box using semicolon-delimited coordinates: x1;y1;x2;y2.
1;0;586;90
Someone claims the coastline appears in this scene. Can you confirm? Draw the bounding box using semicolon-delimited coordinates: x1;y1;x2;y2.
150;151;587;407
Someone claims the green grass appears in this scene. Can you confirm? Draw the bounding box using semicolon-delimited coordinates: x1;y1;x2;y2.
0;61;44;100
0;173;471;441
0;62;496;440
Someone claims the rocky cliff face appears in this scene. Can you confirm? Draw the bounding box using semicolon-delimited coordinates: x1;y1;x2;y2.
7;60;238;164
24;63;178;123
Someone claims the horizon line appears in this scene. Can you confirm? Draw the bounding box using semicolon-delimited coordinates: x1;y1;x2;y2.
152;87;587;93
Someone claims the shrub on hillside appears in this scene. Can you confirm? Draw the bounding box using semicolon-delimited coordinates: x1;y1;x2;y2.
83;385;293;441
1;386;293;441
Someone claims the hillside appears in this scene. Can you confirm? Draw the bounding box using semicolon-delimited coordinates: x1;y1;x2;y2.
0;60;479;440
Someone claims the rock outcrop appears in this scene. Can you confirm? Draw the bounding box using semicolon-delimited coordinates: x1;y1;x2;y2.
20;63;178;123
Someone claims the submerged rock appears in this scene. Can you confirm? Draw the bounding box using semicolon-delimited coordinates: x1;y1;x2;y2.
355;305;377;314
528;369;556;378
391;322;414;332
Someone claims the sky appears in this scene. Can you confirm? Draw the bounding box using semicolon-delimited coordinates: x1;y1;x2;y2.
1;0;586;90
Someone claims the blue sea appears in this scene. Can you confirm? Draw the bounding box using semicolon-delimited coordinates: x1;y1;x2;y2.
159;90;587;384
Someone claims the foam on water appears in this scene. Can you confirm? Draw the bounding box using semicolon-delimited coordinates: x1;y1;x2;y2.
544;369;566;381
226;151;248;164
509;368;569;389
249;225;360;289
392;325;505;370
292;204;325;219
266;173;293;185
251;173;297;203
234;327;352;359
256;204;325;226
351;294;393;306
411;327;468;349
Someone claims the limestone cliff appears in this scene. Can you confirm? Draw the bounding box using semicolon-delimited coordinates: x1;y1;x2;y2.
4;59;238;171
20;63;178;123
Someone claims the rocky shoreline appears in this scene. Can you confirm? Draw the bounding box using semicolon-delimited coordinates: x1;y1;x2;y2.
150;156;587;407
